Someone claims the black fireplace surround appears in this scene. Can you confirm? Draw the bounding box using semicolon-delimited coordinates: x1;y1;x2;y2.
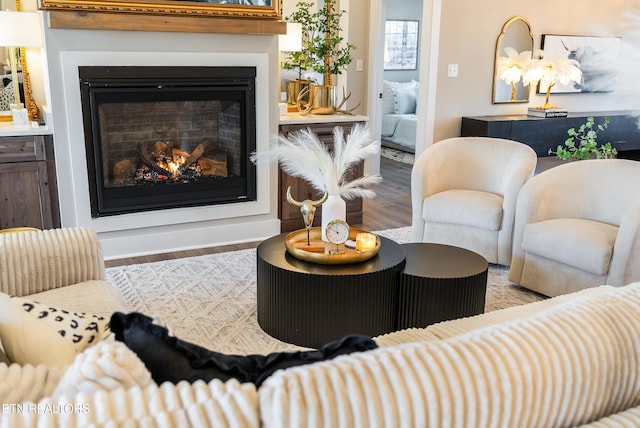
79;66;257;217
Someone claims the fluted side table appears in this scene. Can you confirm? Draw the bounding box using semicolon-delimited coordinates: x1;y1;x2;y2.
256;233;406;348
398;243;488;330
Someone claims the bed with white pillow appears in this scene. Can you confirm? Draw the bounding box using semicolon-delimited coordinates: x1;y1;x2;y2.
381;79;418;153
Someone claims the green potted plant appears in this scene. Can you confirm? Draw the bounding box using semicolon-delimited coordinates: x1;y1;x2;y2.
281;2;316;108
310;0;356;87
285;0;355;114
548;116;617;161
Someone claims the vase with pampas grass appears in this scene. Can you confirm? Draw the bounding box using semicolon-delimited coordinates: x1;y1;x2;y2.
252;123;382;241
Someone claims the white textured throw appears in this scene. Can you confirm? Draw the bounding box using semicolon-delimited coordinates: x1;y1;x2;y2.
260;282;640;428
53;341;152;397
0;363;66;405
3;379;259;428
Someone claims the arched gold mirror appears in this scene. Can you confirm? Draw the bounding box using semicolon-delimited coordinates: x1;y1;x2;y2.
492;16;534;104
0;0;40;122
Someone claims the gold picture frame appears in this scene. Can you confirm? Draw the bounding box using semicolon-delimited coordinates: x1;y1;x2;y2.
38;0;281;20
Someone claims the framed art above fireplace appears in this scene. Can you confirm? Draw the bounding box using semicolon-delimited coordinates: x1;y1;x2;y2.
38;0;281;20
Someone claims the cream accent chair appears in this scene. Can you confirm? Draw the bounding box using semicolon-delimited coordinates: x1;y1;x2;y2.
411;137;537;265
508;159;640;297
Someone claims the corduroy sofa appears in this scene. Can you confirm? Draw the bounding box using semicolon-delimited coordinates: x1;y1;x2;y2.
1;228;640;427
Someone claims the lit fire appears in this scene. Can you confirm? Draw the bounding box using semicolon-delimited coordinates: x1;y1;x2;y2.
136;146;202;182
161;154;187;178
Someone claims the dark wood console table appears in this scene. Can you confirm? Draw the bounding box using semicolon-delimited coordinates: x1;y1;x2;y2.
278;114;368;232
461;111;640;160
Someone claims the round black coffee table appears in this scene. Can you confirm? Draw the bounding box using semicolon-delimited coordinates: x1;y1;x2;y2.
397;243;488;329
256;233;406;348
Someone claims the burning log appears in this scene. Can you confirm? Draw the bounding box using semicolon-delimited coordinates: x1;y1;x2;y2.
184;144;205;166
197;153;228;177
126;140;228;182
138;142;173;178
113;159;136;184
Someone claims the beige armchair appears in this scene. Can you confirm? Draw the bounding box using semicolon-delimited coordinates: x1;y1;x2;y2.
508;159;640;297
411;137;537;265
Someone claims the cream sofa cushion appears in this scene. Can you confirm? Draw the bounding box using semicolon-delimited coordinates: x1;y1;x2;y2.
260;282;640;428
376;285;614;346
523;219;618;275
422;189;503;231
578;405;640;427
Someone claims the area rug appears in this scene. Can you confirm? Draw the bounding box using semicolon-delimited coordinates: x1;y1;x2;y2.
380;147;415;164
105;227;544;355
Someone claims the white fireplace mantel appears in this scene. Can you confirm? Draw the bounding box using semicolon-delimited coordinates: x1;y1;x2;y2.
42;26;281;259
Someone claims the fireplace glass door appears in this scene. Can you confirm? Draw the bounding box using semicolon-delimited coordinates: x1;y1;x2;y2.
79;66;257;217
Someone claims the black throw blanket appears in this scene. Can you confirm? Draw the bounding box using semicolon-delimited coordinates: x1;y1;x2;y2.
110;312;378;387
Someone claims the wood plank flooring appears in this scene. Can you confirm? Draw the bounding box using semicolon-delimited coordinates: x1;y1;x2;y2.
105;156;412;267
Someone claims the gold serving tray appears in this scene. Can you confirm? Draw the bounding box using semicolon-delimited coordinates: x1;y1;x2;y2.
285;227;381;265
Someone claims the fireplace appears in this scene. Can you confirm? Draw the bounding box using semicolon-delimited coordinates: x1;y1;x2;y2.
79;66;257;217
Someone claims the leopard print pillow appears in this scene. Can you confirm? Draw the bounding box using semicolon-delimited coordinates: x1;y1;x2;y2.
16;298;109;349
0;292;111;366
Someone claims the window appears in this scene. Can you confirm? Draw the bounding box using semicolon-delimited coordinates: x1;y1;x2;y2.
384;20;419;70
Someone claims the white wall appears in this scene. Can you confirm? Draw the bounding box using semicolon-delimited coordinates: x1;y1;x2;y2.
433;0;640;143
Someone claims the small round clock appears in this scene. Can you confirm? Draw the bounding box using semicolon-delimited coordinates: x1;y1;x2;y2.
325;219;350;245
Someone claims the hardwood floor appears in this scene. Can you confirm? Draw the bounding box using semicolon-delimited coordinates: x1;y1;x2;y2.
105;155;413;267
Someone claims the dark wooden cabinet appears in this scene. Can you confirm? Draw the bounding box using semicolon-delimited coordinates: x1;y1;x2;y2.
461;111;640;159
278;120;365;232
0;134;60;230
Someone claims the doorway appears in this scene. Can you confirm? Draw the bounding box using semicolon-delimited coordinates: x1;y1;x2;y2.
366;0;441;174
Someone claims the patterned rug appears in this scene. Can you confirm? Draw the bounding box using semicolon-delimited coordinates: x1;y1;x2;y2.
105;227;545;355
380;147;415;164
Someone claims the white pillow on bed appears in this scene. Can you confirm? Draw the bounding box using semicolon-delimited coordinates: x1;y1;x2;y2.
382;80;418;114
392;87;417;114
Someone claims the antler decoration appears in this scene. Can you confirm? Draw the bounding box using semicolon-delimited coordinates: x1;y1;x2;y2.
287;186;328;245
297;86;361;116
335;87;361;115
296;86;313;116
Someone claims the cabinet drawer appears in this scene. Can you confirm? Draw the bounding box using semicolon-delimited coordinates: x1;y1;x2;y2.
0;136;46;163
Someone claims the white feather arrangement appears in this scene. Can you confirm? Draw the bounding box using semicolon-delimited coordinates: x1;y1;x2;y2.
251;123;382;199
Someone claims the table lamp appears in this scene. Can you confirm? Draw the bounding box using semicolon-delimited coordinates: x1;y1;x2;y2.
278;23;303;112
523;49;582;111
278;22;303;53
496;47;532;101
0;11;42;125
